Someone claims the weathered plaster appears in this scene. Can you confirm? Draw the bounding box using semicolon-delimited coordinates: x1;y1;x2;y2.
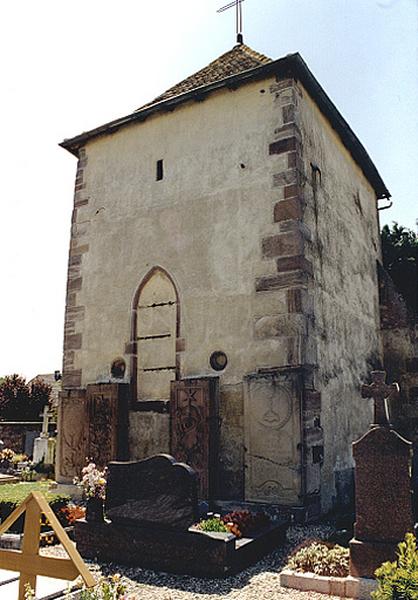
298;83;382;511
61;69;386;512
67;79;292;387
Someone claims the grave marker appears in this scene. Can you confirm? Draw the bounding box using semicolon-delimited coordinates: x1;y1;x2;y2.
33;406;51;464
75;453;289;576
106;453;199;529
361;370;399;427
349;371;414;578
170;377;219;500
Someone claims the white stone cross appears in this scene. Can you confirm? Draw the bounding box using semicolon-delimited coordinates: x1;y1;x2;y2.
40;405;50;439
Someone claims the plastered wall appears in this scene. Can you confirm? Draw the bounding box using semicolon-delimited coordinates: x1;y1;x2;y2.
62;72;385;511
298;84;382;511
68;78;289;388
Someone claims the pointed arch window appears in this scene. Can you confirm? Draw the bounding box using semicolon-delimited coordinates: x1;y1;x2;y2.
132;267;179;401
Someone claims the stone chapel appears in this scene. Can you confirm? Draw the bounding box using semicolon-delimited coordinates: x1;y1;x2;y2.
57;43;391;519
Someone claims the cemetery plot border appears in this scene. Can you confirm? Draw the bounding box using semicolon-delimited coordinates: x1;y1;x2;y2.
75;516;288;577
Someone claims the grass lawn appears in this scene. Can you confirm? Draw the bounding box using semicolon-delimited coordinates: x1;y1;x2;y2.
0;481;70;532
0;480;62;502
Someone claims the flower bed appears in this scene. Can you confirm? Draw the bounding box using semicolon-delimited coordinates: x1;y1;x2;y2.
190;509;272;540
287;539;350;577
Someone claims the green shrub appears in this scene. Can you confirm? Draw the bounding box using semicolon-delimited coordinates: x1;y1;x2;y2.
0;374;51;421
287;541;349;577
0;482;70;533
372;533;418;600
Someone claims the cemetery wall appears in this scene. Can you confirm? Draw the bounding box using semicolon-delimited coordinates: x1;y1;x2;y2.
0;422;54;455
298;84;382;512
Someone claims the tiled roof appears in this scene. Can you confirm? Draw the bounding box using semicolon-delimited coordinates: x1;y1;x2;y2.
138;43;272;110
61;48;390;199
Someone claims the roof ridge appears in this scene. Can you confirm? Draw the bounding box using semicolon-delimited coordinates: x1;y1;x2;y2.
136;43;272;111
200;43;271;70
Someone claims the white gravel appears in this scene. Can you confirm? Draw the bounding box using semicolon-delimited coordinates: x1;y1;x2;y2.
42;523;340;599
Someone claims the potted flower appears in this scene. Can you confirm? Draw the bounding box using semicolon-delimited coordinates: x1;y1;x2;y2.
74;463;107;523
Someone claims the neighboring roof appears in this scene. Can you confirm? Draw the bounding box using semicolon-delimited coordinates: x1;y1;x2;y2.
139;44;272;109
60;45;390;199
27;373;61;408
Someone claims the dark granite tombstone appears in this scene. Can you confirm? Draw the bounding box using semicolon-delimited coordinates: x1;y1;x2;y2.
75;453;289;576
105;454;199;529
349;371;414;579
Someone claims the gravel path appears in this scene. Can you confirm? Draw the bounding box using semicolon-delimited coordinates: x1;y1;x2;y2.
42;523;340;599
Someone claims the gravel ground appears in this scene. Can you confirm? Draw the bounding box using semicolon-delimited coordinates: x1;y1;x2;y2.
42;522;342;599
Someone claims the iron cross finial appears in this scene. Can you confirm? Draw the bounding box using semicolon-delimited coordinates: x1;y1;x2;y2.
217;0;245;45
361;370;399;427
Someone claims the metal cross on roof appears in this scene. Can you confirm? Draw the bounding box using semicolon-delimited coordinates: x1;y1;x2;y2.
217;0;245;45
361;370;399;428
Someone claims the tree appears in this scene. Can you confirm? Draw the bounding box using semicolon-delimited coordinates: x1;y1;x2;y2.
0;375;51;421
381;222;418;314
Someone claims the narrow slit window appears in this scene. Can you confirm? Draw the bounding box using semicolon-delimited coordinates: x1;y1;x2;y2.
156;159;164;181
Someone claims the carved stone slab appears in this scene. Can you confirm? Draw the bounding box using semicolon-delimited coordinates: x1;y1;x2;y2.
56;388;88;482
106;454;199;529
86;383;129;467
56;383;129;482
170;378;219;499
244;372;301;505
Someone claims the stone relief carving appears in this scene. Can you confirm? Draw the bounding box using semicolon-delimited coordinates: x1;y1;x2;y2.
61;430;86;477
258;385;292;429
257;479;284;497
171;386;207;494
170;378;219;499
87;393;115;466
244;373;301;505
57;383;129;482
58;393;88;480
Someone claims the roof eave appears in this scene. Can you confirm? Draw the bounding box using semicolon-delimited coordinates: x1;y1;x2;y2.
60;52;390;199
59;57;289;155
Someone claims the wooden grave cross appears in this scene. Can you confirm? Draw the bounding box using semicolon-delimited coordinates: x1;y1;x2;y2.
361;369;399;427
0;491;96;600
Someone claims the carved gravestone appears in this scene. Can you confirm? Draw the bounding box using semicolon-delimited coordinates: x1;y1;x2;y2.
86;384;129;466
244;372;303;506
56;383;129;482
56;388;88;481
106;454;199;530
170;378;219;500
349;371;414;578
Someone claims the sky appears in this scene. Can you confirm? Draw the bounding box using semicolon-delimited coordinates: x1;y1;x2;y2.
0;0;417;380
